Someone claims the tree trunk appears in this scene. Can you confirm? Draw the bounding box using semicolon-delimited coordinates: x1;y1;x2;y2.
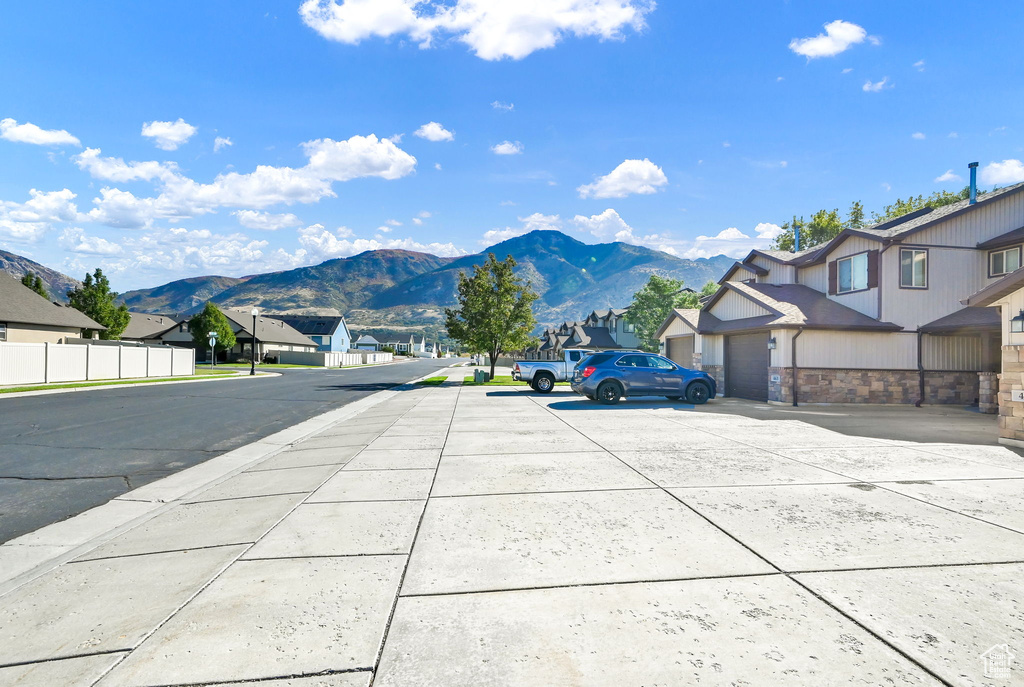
489;348;498;381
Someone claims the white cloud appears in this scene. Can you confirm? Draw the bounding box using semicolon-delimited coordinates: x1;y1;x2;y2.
214;136;233;152
722;141;731;148
572;208;633;240
233;209;303;230
934;170;962;183
141;118;197;150
412;217;423;225
75;148;179;183
913;60;925;71
302;134;417;181
299;0;655;61
481;212;560;244
911;132;926;140
881;182;892;192
418;210;431;218
981;159;1024;185
491;140;524;155
385;218;402;226
948;132;959;138
863;77;891;92
0;118;81;147
376;225;392;233
491;101;514;111
59;227;124;255
650;224;785;260
386;133;404;144
434;162;442;170
414;121;454;142
789;20;868;59
577;158;668;199
0;188;80;242
297;224;466;260
841;67;853;74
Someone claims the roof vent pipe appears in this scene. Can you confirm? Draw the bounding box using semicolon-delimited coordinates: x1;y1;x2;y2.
793;215;800;253
969;161;979;205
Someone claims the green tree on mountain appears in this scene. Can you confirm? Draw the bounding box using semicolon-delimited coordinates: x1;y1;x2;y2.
21;272;48;300
189;302;237;356
66;268;130;340
626;274;706;353
445;253;539;380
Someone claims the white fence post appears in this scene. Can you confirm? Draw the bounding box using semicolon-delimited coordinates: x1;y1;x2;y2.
44;342;50;383
169;346;174;377
86;343;92;381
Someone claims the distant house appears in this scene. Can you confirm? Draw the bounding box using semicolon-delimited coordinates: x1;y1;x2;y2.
526;308;636;360
656;172;1022;405
158;308;317;361
0;271;104;343
266;315;351;353
121;312;178;344
353;334;382;351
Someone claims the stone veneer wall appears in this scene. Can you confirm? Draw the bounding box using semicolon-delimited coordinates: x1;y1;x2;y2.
701;365;724;397
767;367;980;405
999;346;1024;445
979;372;998;414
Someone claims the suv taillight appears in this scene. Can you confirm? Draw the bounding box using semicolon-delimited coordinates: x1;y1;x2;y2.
582;366;596;378
514;363;520;372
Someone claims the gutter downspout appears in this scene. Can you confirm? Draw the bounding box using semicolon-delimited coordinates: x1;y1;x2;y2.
915;331;925;407
791;328;804;407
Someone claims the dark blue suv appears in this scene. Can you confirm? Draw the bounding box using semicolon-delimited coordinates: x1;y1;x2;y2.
570;351;716;405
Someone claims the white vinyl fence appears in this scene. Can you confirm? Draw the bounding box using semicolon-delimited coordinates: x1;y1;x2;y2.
0;342;195;386
276;350;394;367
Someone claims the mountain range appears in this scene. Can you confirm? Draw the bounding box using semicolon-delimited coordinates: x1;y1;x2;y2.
0;249;80;302
2;231;735;328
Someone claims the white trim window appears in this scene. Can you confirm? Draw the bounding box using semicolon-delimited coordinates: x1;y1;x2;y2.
900;248;927;288
837;253;868;293
990;246;1021;277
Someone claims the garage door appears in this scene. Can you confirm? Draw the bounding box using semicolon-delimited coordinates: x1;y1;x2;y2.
666;336;694;368
726;333;769;401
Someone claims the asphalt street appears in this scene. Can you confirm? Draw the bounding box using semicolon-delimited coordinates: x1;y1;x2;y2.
0;358;458;543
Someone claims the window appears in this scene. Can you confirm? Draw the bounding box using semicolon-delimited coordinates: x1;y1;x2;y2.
646;355;676;370
0;322;6;342
616;354;650;367
321;336;332;347
900;248;927;288
990;246;1021;277
837;253;868;293
582;353;615;367
622;320;636;333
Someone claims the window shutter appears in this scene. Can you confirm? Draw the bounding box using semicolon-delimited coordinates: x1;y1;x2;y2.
867;249;879;289
828;260;838;295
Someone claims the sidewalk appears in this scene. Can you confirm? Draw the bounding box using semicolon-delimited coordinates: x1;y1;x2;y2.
3;379;1024;685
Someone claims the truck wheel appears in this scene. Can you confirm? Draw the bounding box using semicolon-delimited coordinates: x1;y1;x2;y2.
534;373;555;394
597;382;622;405
685;381;711;405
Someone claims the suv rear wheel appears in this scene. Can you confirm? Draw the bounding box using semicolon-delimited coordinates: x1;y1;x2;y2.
534;373;555;394
597;381;622;405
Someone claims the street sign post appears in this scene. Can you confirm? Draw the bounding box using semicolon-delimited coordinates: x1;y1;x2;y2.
208;331;218;369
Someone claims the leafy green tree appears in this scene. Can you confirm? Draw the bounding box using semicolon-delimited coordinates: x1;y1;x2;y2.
66;268;130;339
871;187;985;222
772;210;843;252
679;281;720;309
21;272;48;300
189;302;237;357
845;201;865;229
626;274;696;352
445;253;539;380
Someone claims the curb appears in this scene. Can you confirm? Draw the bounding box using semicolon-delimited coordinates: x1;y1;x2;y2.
0;371;281;400
0;365;462;596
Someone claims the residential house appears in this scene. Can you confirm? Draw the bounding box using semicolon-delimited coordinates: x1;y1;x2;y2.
0;271;104;343
353;334;382;351
266;315;352;353
526;308;637;360
657;167;1020;406
158;308;317;361
121;312;178;344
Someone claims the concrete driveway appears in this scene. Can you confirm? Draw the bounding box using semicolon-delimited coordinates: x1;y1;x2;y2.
2;379;1022;686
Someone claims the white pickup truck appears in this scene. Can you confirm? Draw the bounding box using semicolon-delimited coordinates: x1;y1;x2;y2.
513;349;594;393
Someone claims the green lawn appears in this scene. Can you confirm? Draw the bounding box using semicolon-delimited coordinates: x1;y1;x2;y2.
416;376;449;386
0;369;240;394
213;363;322;369
463;375;570;387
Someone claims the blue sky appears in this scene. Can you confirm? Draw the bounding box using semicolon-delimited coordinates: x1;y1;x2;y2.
1;1;1022;291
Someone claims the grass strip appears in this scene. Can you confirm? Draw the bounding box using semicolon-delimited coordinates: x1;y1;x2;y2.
0;370;242;394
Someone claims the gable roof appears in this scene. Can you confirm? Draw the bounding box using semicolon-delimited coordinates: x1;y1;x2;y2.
962;265;1024;307
572;325;620;349
355;334;380;344
0;271;104;331
221;309;316;347
702;281;902;333
122;312;177;340
267;314;348;338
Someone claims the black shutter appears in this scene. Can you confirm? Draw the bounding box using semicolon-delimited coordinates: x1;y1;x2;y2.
828;260;838;295
867;250;879;289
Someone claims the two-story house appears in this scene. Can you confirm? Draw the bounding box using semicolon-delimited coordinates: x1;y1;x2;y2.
528;308;640;359
658;168;1022;406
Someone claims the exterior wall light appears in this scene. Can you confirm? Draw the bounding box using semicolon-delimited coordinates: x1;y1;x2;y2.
1012;310;1024;333
768;336;777;350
